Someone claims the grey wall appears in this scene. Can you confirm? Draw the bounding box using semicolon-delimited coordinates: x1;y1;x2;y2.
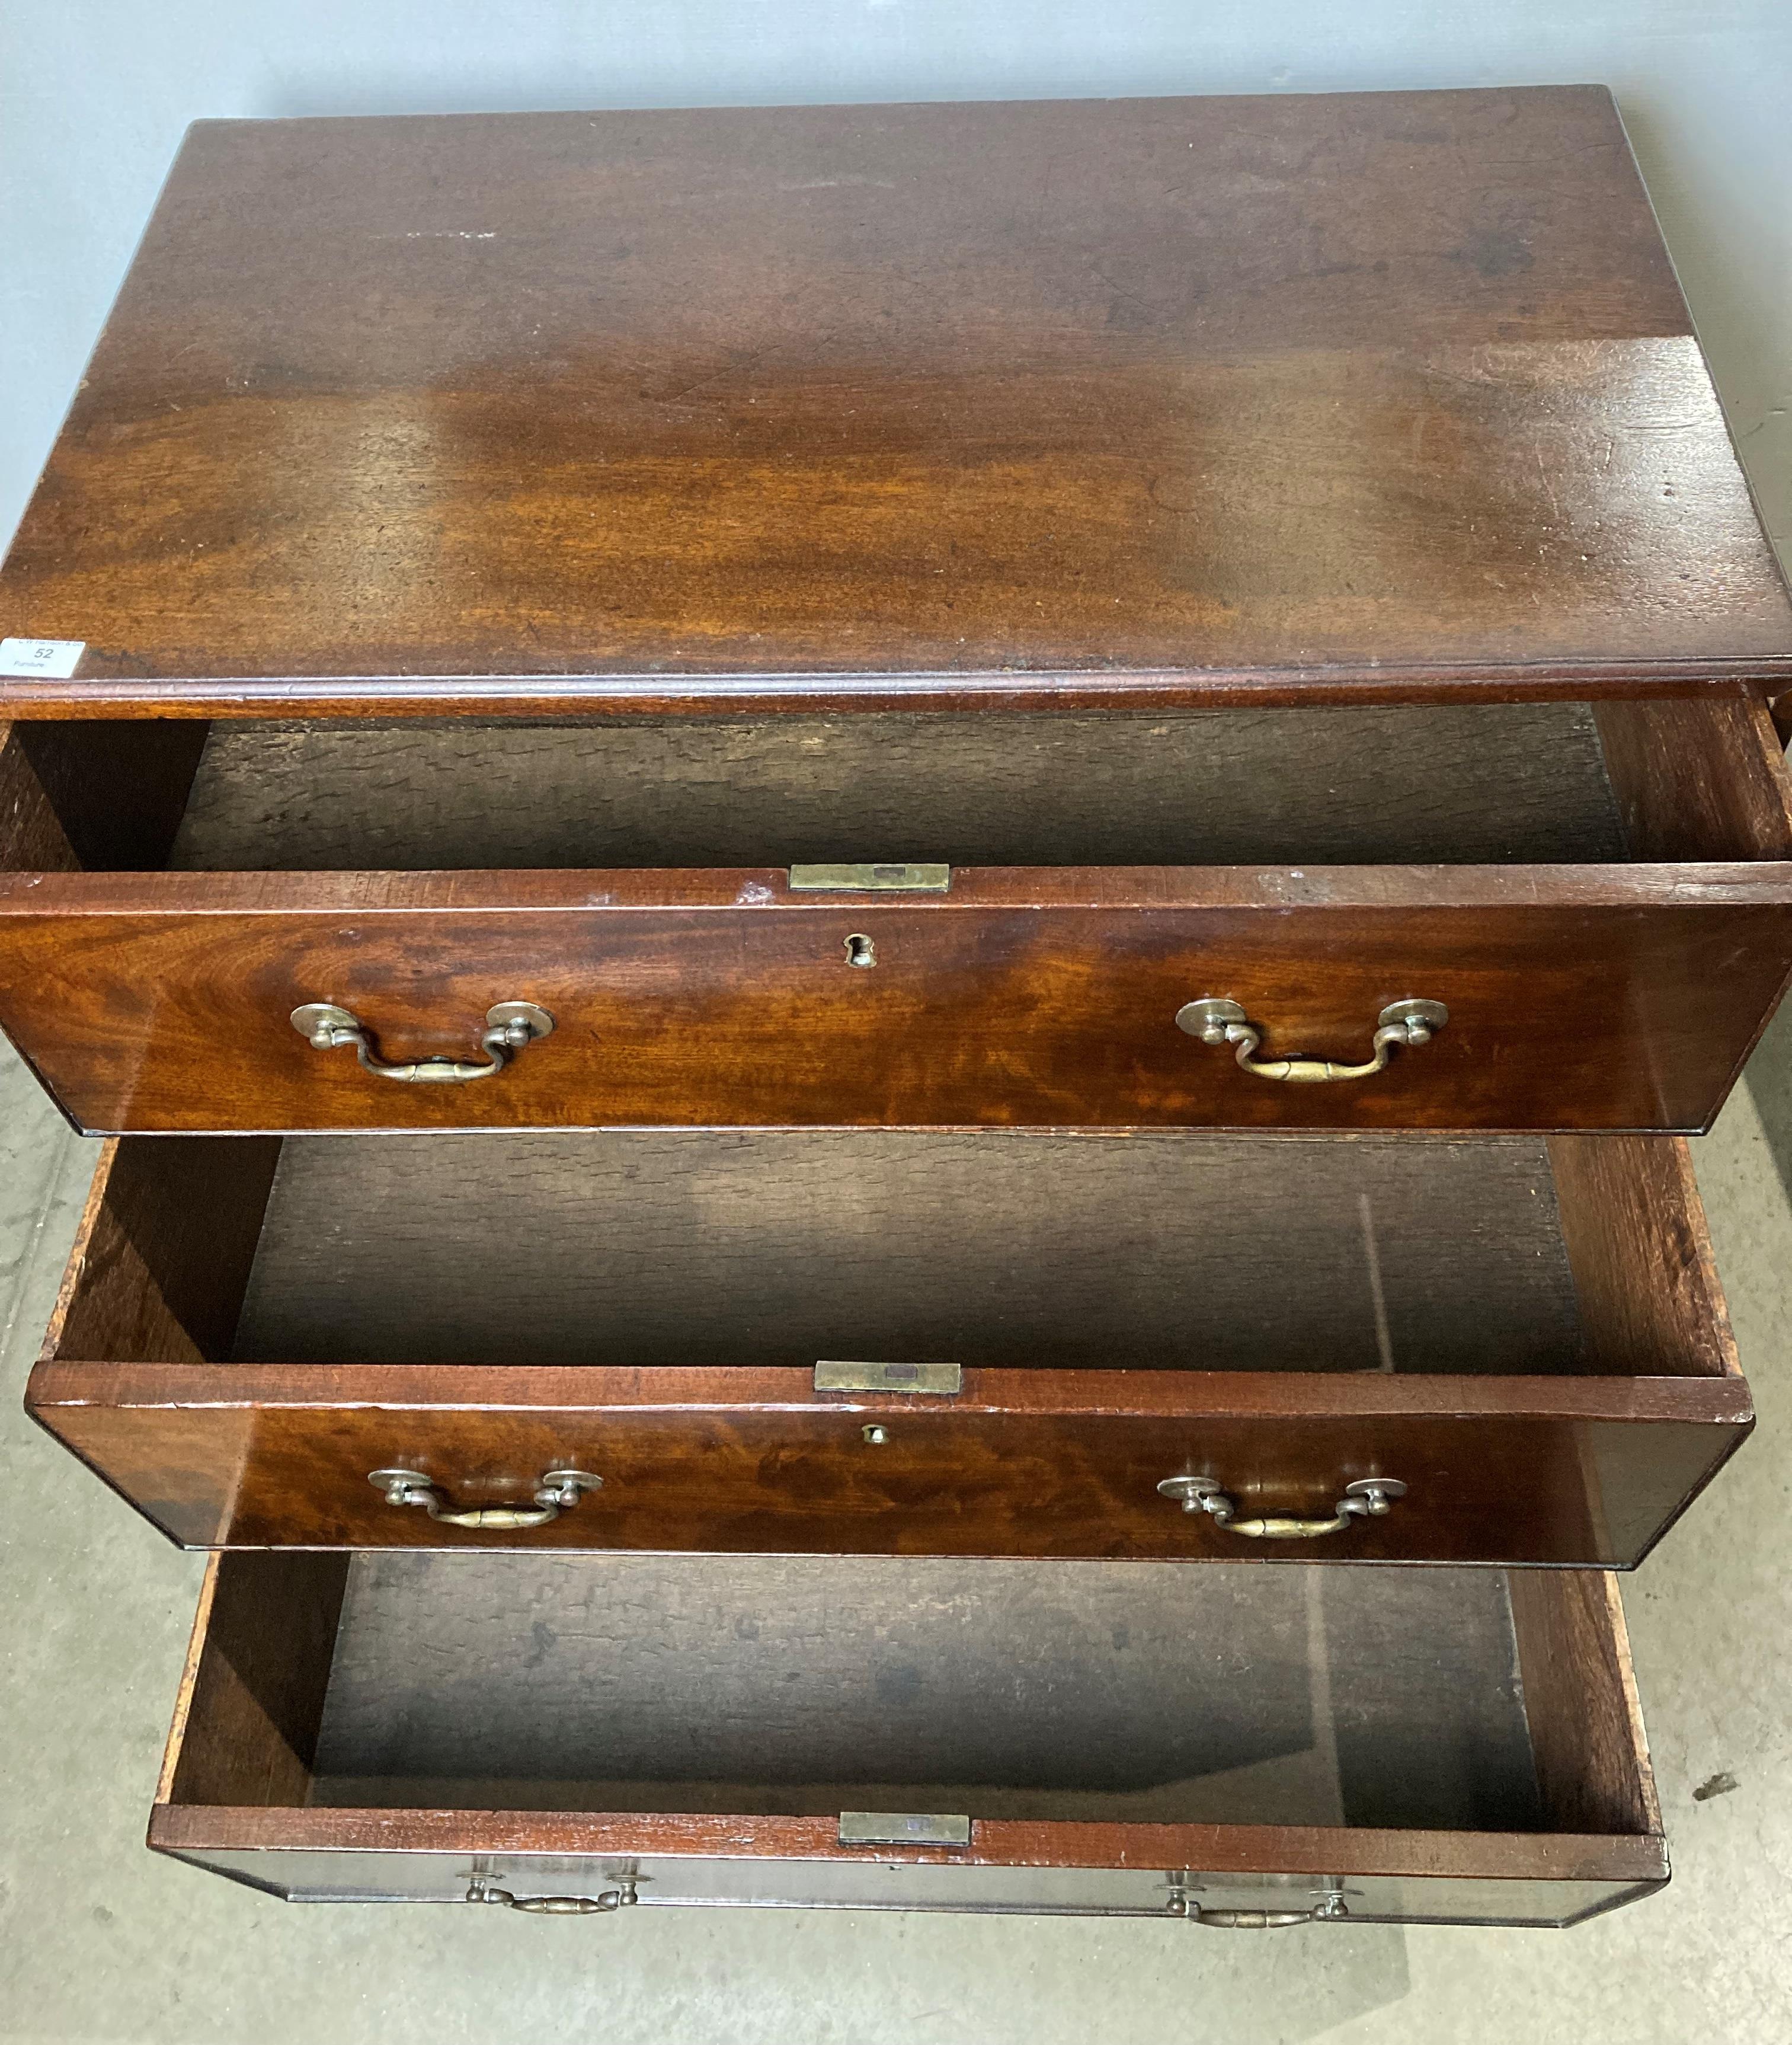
2;2;1788;559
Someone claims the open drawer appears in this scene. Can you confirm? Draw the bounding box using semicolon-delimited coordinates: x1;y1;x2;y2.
3;698;1792;1134
30;1126;1747;1566
149;1551;1665;1926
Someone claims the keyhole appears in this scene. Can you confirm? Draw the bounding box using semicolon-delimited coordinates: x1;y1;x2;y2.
844;933;876;968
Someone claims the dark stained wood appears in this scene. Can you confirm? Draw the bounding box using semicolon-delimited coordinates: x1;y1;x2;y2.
147;1558;1665;1922
38;1145;203;1367
298;1556;1532;1829
1;864;1789;1131
1509;1571;1659;1838
1547;1136;1740;1381
0;721;79;871
145;1804;1666;1926
165;705;1629;871
1;695;1787;1137
5;85;1751;1931
41;1136;280;1366
159;1552;348;1808
9;718;209;869
27;1130;1751;1564
228;1132;1586;1375
3;697;1788;1136
1592;698;1792;861
148;1803;1668;1884
2;91;1788;715
26;1368;1749;1566
304;1553;1327;1817
0;713;207;1105
1320;1571;1534;1833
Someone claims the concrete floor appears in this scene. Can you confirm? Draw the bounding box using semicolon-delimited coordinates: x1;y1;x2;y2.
2;1030;1791;2043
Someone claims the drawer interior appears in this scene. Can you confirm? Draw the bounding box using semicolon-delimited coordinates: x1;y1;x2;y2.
167;706;1631;868
233;1132;1580;1373
7;696;1791;873
52;1129;1731;1382
309;1559;1532;1822
161;1552;1655;1847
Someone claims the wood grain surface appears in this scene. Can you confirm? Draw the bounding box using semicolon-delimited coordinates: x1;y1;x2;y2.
28;1369;1746;1565
2;864;1788;1131
28;1130;1750;1564
1593;698;1792;862
146;1556;1664;1922
306;1552;1332;1819
5;699;1788;1135
143;1813;1666;1925
300;1554;1537;1832
1508;1570;1657;1839
1;90;1787;714
0;717;207;872
161;1552;348;1808
1547;1135;1740;1382
43;1136;279;1367
227;1131;1584;1375
164;705;1629;870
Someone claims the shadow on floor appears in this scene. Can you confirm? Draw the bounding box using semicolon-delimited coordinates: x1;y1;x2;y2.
1742;992;1792;1207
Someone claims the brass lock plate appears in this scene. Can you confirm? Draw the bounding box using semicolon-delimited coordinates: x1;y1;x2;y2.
839;1811;972;1848
788;863;951;892
814;1361;964;1394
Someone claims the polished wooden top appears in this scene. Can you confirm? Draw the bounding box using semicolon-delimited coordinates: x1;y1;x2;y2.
2;87;1788;715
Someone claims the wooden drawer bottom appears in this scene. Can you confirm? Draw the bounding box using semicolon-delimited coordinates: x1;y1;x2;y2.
151;1551;1665;1927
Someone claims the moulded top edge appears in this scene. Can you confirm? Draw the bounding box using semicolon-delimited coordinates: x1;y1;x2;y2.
3;659;1791;721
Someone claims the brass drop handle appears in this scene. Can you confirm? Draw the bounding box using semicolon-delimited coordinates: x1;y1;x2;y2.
292;1000;553;1082
1186;1908;1325;1928
467;1878;638;1913
369;1467;601;1529
1168;1889;1349;1928
1176;997;1446;1082
1158;1474;1406;1539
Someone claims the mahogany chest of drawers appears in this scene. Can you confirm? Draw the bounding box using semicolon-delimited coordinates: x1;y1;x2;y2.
5;84;1789;1930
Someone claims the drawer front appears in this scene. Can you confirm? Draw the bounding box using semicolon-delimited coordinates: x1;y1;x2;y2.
151;1819;1663;1927
1;867;1790;1131
32;1363;1749;1567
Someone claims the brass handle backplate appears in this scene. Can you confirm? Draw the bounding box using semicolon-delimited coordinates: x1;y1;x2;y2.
467;1877;638;1913
1157;1475;1406;1540
1175;996;1447;1082
370;1467;601;1529
292;1000;553;1083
